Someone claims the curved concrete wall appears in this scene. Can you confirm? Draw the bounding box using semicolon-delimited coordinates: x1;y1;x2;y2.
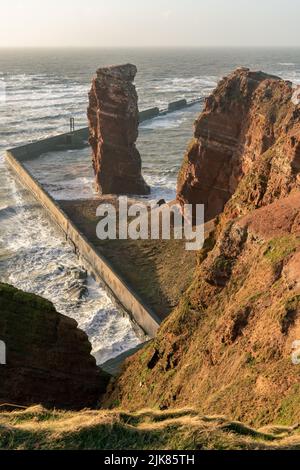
9;129;88;162
4;97;205;338
5;149;161;337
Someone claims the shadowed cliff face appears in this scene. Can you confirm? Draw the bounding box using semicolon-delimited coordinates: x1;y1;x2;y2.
0;284;109;409
106;70;300;426
87;64;150;196
177;68;300;222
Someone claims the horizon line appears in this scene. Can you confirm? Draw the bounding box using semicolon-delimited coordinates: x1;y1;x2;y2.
0;45;300;50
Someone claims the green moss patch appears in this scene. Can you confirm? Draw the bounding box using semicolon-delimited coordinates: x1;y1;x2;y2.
263;237;299;264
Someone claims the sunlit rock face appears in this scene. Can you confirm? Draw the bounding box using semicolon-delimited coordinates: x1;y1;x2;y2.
88;64;150;196
104;68;300;425
177;68;300;222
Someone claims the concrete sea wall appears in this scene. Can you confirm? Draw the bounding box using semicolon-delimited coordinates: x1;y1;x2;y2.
168;99;187;112
139;107;160;122
10;128;89;161
5;149;161;337
5;97;205;338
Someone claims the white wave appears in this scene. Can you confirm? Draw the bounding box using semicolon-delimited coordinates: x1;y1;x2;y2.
153;75;218;94
140;114;186;130
140;101;201;131
0;160;141;362
141;174;177;203
45;177;96;200
276;71;300;85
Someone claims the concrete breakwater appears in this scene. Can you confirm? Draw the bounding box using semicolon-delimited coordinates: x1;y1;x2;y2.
7;97;204;161
139;97;203;121
4;97;206;339
5;149;161;337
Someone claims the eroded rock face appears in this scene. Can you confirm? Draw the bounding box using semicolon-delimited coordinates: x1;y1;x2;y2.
0;284;109;409
177;68;300;221
105;69;300;425
87;64;150;195
105;193;300;424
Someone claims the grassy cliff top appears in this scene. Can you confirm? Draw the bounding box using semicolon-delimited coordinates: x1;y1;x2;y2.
1;405;300;450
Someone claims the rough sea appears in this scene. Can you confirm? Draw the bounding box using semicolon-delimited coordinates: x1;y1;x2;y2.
0;48;299;362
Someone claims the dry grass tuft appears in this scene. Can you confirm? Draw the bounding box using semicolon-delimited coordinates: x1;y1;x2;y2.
1;406;300;450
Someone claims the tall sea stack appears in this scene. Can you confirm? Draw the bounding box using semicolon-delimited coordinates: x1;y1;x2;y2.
87;64;150;195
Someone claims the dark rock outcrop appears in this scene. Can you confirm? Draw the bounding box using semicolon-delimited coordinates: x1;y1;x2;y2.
87;64;150;195
177;68;300;222
0;283;109;409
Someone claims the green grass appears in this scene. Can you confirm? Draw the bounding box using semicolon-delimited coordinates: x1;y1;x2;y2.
263;236;300;264
277;384;300;425
1;405;300;450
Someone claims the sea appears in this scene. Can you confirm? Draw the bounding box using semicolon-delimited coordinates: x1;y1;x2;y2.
0;48;300;363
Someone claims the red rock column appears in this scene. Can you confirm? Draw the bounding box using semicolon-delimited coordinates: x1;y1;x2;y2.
88;64;150;195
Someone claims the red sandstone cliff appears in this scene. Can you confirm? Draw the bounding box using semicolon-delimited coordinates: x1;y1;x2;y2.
0;284;109;409
87;64;150;195
177;68;300;222
105;70;300;426
107;192;300;424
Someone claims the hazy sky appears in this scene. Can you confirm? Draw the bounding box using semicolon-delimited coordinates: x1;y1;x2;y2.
1;0;299;48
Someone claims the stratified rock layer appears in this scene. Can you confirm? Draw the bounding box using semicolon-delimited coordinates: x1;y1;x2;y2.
105;192;300;425
105;69;300;426
0;284;109;409
177;68;300;221
88;64;150;195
